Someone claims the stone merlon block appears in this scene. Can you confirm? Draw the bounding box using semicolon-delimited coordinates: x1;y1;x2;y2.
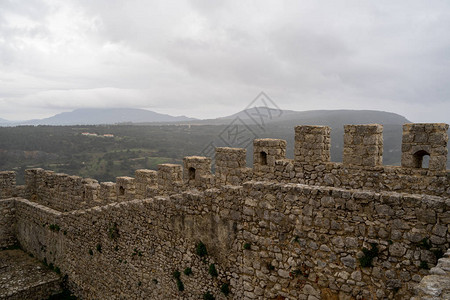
0;171;16;199
343;124;383;167
215;147;248;186
294;125;331;164
100;182;116;203
116;176;135;201
157;164;183;189
134;169;157;199
183;156;212;184
253;138;286;171
135;169;157;185
401;123;449;171
215;147;247;169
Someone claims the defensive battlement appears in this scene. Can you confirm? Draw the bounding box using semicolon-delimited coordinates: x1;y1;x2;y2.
1;122;450;299
0;123;449;212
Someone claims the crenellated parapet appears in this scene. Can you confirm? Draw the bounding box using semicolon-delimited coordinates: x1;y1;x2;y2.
1;122;449;212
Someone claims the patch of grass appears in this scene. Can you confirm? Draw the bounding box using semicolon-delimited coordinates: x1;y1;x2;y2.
49;224;60;232
96;244;102;253
359;243;379;268
289;269;303;277
176;279;184;291
45;288;78;300
172;269;184;292
220;283;230;296
108;222;119;240
419;261;429;270
208;264;218;277
172;270;181;280
203;291;215;300
418;238;432;250
196;241;208;257
243;243;251;250
184;267;192;276
132;248;142;257
432;248;444;260
88;249;93;256
0;242;21;251
47;263;61;275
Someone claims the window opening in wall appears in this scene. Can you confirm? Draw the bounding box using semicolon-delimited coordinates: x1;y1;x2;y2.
119;186;125;195
188;167;196;180
260;151;268;165
413;150;430;168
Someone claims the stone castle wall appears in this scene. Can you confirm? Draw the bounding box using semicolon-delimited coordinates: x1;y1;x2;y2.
0;122;449;299
3;181;450;299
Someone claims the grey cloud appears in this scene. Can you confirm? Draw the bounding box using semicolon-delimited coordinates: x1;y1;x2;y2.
0;0;449;123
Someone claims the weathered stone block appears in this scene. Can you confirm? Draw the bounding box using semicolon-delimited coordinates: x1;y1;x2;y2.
401;123;449;171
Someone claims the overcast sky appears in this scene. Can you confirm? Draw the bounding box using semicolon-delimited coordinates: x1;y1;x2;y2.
1;0;449;123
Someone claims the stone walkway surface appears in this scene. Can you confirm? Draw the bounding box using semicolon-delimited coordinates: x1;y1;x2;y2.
0;249;62;300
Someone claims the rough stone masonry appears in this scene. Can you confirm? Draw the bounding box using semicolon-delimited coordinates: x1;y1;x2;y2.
0;123;449;299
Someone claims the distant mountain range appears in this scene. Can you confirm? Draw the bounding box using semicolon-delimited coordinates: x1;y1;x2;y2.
198;108;410;127
0;108;195;126
0;107;410;127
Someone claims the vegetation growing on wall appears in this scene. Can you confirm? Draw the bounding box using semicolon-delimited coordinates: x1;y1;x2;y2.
359;243;379;268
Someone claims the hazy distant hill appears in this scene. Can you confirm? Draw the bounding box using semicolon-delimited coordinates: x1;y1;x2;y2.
1;107;409;127
202;108;410;126
21;108;196;125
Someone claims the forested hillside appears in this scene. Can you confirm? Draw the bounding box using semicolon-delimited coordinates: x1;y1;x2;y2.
0;125;217;183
